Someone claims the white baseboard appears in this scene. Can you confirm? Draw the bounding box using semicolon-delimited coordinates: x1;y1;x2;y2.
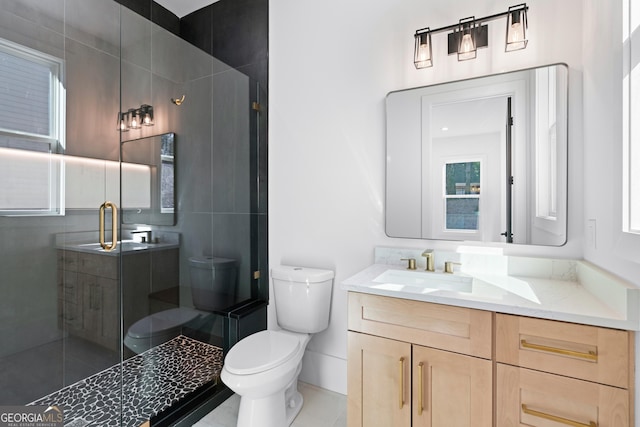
299;349;347;395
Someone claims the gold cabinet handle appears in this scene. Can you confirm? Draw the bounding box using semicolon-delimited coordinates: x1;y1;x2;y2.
99;201;118;252
520;339;597;361
398;357;405;409
417;362;424;415
522;404;597;427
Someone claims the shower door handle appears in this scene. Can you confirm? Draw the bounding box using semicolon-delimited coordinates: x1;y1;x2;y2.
99;201;118;251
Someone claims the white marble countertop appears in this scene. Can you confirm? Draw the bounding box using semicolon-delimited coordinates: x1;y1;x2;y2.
342;262;640;331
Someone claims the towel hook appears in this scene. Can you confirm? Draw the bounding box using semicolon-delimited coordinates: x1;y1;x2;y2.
171;95;185;105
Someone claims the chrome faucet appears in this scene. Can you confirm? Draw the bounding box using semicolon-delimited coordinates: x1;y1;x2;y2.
131;230;152;243
421;249;435;272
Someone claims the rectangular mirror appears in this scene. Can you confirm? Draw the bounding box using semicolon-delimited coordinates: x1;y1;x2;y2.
386;64;568;245
121;132;176;226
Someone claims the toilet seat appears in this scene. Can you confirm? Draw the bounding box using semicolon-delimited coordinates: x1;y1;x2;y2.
225;330;300;375
127;307;202;339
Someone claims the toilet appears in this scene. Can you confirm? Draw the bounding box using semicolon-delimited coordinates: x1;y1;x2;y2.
124;256;237;354
221;265;334;427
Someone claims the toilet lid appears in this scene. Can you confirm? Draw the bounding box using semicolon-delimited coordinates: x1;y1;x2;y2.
225;330;300;375
127;308;201;339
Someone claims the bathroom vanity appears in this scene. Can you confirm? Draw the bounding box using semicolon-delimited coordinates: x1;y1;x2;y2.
343;248;638;427
56;233;180;351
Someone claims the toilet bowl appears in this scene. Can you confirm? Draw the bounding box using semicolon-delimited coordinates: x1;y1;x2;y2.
221;265;334;427
124;256;237;354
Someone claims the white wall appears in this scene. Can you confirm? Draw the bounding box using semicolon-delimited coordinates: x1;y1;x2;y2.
582;1;640;422
270;0;588;394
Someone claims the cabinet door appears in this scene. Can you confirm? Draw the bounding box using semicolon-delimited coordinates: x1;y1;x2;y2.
348;332;411;427
413;345;492;427
497;364;629;427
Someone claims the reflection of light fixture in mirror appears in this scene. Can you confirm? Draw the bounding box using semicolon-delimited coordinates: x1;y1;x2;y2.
116;104;154;132
129;108;141;129
117;111;129;132
456;17;477;61
505;4;528;51
413;28;433;69
413;3;529;69
140;104;154;126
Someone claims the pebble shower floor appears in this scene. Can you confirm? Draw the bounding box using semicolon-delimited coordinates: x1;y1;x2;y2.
29;336;223;426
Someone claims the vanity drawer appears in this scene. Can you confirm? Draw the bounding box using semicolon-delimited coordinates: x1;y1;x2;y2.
348;292;492;359
496;364;629;427
496;313;631;389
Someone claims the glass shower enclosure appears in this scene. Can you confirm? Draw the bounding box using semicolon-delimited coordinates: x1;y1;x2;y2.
0;0;264;425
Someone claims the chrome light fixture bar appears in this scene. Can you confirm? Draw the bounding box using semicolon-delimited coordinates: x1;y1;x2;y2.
413;3;528;69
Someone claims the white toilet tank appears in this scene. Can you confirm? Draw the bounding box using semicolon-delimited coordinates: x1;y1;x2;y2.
271;265;334;333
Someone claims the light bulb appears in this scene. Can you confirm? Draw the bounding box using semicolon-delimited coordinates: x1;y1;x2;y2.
460;34;474;53
418;43;430;61
508;22;523;43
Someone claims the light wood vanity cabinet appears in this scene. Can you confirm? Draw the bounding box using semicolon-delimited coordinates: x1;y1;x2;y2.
347;292;635;427
495;313;633;427
347;292;493;427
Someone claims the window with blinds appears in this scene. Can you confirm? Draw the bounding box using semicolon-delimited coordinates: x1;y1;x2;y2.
0;38;65;216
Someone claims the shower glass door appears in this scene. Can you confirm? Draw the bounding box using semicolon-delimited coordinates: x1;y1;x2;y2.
0;0;124;421
1;0;261;424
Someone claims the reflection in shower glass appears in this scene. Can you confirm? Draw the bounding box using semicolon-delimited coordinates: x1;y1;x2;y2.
161;133;175;213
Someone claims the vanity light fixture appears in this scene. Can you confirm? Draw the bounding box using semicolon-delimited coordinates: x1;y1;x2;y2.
456;17;479;61
128;108;141;130
140;104;154;126
116;104;154;132
414;27;433;69
117;111;129;132
413;3;528;69
505;4;528;51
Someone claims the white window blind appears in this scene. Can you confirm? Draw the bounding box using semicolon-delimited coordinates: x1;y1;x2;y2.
0;50;51;137
0;38;65;216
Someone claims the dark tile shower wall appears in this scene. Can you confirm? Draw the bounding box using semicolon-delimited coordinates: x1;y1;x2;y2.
114;0;180;36
181;0;269;89
178;0;269;306
114;0;268;89
116;0;269;307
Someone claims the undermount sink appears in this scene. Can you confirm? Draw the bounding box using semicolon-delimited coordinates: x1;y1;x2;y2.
373;269;473;292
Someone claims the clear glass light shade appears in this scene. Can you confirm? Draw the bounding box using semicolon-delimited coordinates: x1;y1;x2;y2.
129;108;141;129
414;30;433;69
141;104;154;126
116;112;129;132
457;18;477;61
505;5;528;51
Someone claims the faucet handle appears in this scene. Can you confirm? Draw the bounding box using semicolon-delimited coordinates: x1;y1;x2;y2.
400;258;417;270
444;261;461;274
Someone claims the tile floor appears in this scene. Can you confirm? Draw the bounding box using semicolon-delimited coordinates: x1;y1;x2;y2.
0;336;119;405
194;382;347;427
